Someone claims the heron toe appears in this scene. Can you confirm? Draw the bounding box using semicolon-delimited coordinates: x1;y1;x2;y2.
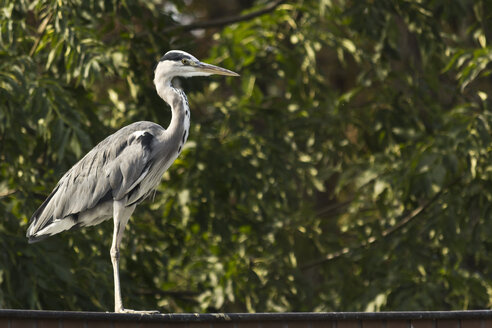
117;308;160;314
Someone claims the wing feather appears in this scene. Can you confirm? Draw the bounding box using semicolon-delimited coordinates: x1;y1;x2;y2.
27;122;161;241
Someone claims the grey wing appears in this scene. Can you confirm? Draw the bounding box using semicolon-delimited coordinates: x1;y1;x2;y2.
27;125;158;243
105;130;154;201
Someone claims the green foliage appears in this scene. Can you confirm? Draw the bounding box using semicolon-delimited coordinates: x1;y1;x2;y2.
1;0;492;312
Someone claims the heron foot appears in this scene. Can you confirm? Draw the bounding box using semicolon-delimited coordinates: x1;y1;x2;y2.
117;308;160;314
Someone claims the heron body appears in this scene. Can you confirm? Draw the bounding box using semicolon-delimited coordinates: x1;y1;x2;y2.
27;120;186;240
26;50;238;313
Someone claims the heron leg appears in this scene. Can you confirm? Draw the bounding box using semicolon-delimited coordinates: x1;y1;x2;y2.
110;200;135;313
110;200;159;314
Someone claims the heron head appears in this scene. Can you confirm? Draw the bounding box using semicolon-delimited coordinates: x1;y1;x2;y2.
154;50;239;81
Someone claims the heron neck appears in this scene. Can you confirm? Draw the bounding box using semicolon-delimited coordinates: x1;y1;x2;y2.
155;76;174;104
154;80;190;158
167;87;189;133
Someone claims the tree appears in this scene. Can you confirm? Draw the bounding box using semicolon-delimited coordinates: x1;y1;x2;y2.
1;0;491;312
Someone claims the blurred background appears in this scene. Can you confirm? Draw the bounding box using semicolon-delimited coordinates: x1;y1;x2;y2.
1;0;492;312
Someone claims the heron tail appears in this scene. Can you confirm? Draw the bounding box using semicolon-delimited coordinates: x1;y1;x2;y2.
26;186;59;242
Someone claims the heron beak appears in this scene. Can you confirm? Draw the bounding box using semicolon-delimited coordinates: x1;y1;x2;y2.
196;62;240;76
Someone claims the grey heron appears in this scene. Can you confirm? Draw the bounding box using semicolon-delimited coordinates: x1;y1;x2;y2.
26;50;239;313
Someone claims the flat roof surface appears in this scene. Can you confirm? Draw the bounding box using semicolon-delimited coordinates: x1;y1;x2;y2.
1;309;492;322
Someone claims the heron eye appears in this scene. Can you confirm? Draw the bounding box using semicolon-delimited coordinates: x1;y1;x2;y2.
181;58;189;65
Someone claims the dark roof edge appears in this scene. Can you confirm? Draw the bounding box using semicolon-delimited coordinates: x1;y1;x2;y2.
1;310;492;322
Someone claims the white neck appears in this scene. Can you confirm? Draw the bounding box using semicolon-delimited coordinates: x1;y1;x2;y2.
154;74;190;156
154;74;174;105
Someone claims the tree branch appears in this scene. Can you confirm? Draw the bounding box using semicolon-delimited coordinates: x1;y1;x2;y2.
301;177;462;270
163;0;285;34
